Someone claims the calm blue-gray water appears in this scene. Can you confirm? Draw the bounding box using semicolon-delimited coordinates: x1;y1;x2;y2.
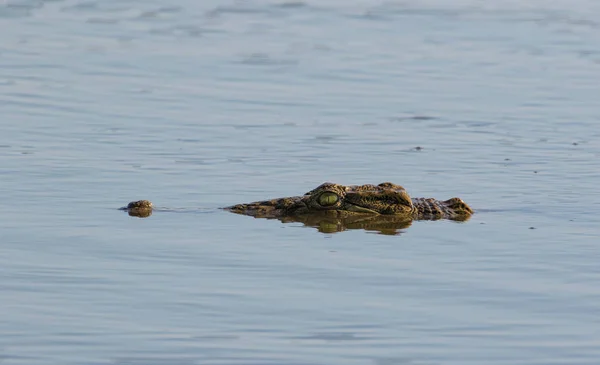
2;0;600;364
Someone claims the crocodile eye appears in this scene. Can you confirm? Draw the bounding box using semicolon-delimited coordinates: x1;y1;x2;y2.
318;192;339;206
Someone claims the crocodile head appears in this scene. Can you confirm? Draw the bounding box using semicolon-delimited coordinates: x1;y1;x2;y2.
226;182;417;219
122;182;473;224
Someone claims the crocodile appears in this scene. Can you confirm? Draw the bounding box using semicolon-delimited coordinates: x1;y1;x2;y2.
121;182;473;231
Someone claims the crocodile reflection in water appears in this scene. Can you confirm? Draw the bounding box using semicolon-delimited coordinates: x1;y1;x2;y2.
280;213;415;235
120;182;472;234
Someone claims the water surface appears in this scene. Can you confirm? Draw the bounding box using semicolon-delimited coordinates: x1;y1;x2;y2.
1;0;600;364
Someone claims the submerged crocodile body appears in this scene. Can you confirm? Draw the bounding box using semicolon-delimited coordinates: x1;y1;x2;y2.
121;182;473;228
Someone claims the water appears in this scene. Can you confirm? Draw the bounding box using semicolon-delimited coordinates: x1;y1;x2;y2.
2;0;600;364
